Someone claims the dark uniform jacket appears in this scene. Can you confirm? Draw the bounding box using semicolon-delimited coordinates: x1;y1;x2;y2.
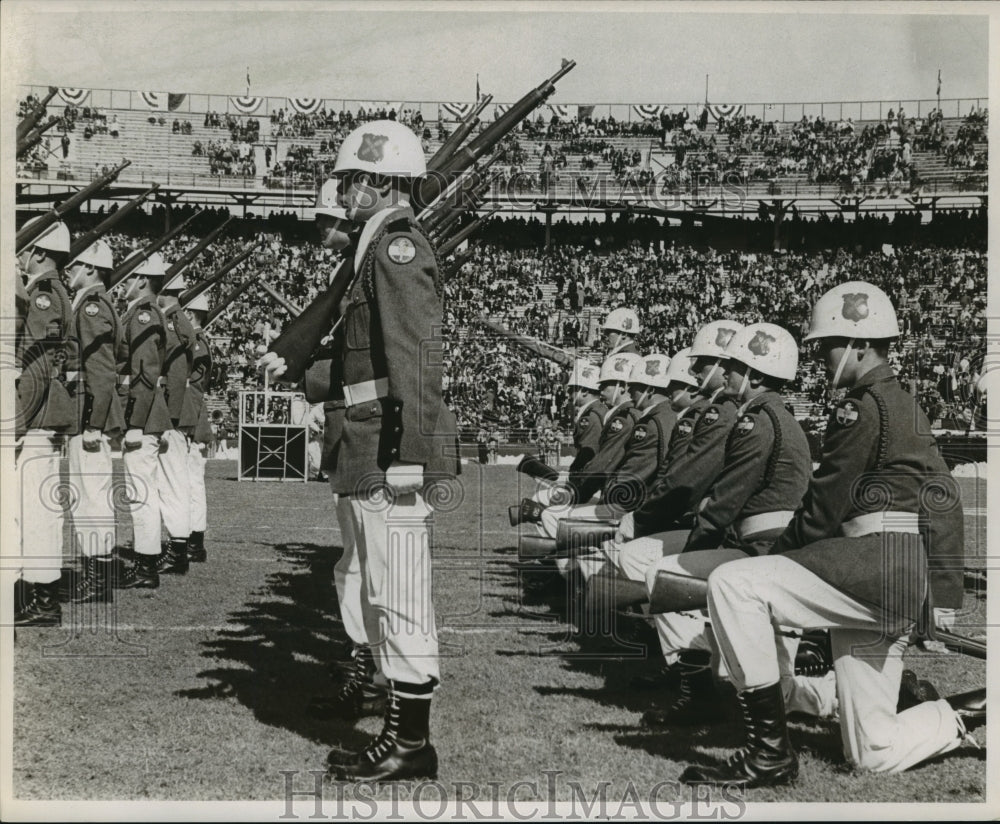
302;325;347;473
331;205;459;495
16;268;77;436
568;399;640;504
72;284;125;436
161;301;196;429
569;397;606;472
633;392;740;536
186;323;214;444
604;399;678;513
685;390;810;554
665;398;706;466
118;297;172;436
773;364;964;622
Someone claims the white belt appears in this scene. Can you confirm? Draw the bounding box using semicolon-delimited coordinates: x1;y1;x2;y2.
736;510;795;539
343;377;388;408
842;511;920;538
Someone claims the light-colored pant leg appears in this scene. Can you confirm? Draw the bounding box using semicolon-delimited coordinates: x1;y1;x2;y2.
17;430;65;583
349;490;440;688
708;554;961;772
331;488;369;646
122;434;162;556
67;433;115;558
157;428;191;539
776;631;838;719
187;440;207;533
614;529;688;582
540;502;615;540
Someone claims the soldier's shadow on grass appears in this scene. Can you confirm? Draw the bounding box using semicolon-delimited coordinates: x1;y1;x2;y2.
174;542;372;751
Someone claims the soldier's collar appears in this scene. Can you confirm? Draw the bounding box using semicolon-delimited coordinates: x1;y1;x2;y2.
354;204;409;270
574;397;598;422
639;398;666;419
24;267;59;293
852;362;896;390
737;390;781;417
71;283;103;312
604;398;630;424
126;295;150;315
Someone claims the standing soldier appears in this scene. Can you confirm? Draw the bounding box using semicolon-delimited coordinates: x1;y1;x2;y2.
14;220;75;626
183;291;213;563
64;239;126;603
156;268;197;574
114;253;173;590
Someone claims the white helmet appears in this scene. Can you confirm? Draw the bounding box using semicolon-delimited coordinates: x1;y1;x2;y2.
629;354;672;389
604;307;641;335
332;119;427;179
803;280;900;341
73;239;113;270
162;271;188;292
134;252;167;278
568;360;600;392
186;292;210;312
726;322;799;382
24;218;70;255
663;347;699;388
599;352;641;384
313;178;350;220
689;320;744;359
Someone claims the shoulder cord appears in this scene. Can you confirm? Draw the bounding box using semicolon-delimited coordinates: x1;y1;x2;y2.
861;386;890;471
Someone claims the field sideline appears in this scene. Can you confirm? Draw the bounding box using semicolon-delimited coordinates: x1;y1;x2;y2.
11;461;988;804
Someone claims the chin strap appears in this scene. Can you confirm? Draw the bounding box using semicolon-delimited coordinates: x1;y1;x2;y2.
698;358;722;395
735;370;750;402
830;339;856;390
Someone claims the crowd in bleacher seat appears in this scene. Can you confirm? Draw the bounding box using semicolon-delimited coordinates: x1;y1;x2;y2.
172;119;194;135
521;113;665;142
193;137;257;177
943;108;988;170
268;105;420;139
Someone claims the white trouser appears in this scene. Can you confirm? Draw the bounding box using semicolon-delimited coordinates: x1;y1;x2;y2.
67;433;115;558
307;440;322;478
539;501;615;540
346;490;440;691
187;440;207;533
328;486;368;646
17;430;65;583
614;528;689;582
708;554;962;772
158;428;191;540
122;434;162;556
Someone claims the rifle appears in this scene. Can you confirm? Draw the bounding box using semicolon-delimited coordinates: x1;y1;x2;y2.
476;318;577;368
933;628;986;660
107;208;205;289
164;217;233;280
17;116;61;159
179;239;260;306
16;86;59;144
203;280;256;330
257;277;304;316
424;94;494;183
267;61;574;383
16;159;131;252
437;207;498;259
67;184;160;261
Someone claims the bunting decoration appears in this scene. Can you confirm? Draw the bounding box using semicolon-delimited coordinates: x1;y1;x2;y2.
288;97;323;115
137;91;187;111
548;103;570;119
633;104;664;120
493;103;512;119
577;104;596;121
442;101;475;120
230;96;263;115
708;103;744;120
58;88;90;106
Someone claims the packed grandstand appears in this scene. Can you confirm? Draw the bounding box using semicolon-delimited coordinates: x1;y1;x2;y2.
15;87;989;452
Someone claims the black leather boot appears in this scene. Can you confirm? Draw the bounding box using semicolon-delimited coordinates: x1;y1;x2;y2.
946;688;986;733
509;498;545;527
641;651;721;728
116;553;160;589
70;556;114;604
156;538;189;575
897;669;940;712
188;531;207;563
309;645;386;720
680;681;799;788
328;684;438;781
14;580;62;627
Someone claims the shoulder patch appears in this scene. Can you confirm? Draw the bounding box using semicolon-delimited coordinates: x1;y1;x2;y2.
84;302;100;317
387;236;416;264
677;419;694;435
633;425;647;441
610;418;624;433
579;417;590;429
702;406;720;425
137;310;151;325
167;320;175;332
835;399;860;427
735;414;756;435
34;294;52;310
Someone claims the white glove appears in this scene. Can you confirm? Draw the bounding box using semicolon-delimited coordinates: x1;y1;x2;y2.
82;427;103;452
256;351;288;380
385;461;424;495
123;428;144;451
615;511;635;543
933;607;957;632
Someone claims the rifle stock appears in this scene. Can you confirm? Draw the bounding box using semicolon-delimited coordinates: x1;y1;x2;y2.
204;280;255;329
164;217;233;279
179;239;260;306
934;629;986;660
477;318;576;368
67;184;160;261
257;277;304;317
108;208;205;289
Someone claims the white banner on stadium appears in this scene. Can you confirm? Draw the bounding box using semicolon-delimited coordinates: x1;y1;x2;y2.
230;96;263;115
442;101;475;120
58;88;90;106
708;103;745;120
633;104;664;120
288;97;323;115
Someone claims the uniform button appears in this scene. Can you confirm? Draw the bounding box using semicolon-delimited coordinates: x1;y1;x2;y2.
391;448;398;455
394;426;401;433
370;404;377;413
395;404;401;412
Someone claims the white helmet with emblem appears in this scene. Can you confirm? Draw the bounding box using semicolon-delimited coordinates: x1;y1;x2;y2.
185;292;210;312
162;271;188;293
689;320;744;359
568;359;601;391
725;322;799;381
663;347;699;388
629;353;672;389
803;280;900;341
599;352;641;384
603;307;641;335
332;119;427;179
134;252;168;278
73;239;113;270
23;217;71;255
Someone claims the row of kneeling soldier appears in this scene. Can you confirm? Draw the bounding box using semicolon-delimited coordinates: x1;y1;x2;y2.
510;287;985;787
14;219;213;627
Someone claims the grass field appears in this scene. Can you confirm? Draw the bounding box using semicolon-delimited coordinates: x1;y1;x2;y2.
11;461;988;805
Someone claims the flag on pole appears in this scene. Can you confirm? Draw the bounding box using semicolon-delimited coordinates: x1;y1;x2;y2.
476;73;480;101
936;69;942;97
246;66;251;96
